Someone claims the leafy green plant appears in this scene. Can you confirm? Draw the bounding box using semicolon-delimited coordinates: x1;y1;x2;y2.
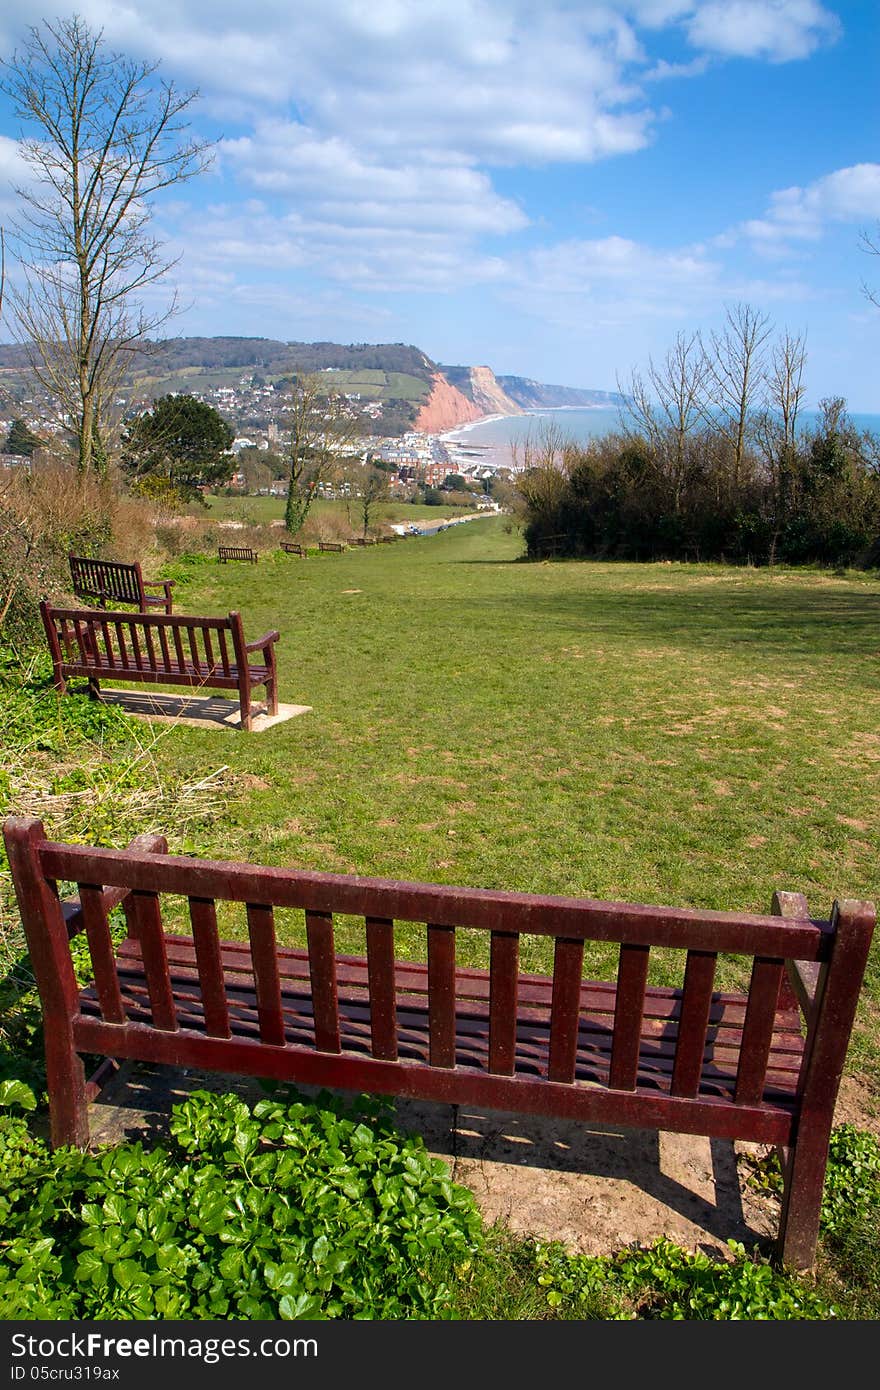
524;1236;834;1320
0;1088;483;1320
747;1123;880;1236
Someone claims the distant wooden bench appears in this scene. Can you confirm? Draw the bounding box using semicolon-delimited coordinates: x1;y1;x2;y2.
347;537;376;547
4;812;873;1271
40;602;280;732
68;555;174;615
280;542;308;557
218;546;258;564
318;541;346;553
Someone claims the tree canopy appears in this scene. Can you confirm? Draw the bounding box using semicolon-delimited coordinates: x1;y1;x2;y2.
121;395;234;502
4;418;43;457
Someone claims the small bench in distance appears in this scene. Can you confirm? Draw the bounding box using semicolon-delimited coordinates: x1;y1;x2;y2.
68;554;175;614
40;601;280;732
218;545;258;564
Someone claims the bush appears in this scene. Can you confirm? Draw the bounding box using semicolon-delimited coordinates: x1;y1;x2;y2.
0;1089;483;1320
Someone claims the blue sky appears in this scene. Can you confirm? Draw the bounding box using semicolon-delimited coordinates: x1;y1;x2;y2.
1;2;878;406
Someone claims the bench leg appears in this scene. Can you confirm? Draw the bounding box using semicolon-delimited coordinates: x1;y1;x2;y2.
87;675;101;699
775;1128;829;1270
45;1030;90;1149
265;646;279;718
239;682;253;732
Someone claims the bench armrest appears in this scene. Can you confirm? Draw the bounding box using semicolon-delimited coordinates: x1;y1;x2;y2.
245;630;281;653
785;959;822;1020
62;886;131;939
143;579;175;592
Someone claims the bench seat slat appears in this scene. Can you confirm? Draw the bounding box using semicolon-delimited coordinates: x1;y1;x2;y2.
71;1008;802;1148
86;964;806;1100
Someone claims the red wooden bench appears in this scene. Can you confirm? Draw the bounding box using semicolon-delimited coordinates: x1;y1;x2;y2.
280;542;308;557
3;816;873;1270
40;602;280;732
68;554;174;615
218;545;258;564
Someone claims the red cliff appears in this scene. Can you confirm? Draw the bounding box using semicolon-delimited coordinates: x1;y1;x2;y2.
414;373;485;433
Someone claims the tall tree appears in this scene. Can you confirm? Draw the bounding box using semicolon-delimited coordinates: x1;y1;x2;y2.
283;374;361;533
699;302;772;491
5;417;43;457
0;16;212;475
619;331;709;513
121;394;234;502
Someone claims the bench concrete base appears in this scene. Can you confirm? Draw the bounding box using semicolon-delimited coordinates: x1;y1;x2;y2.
95;688;312;731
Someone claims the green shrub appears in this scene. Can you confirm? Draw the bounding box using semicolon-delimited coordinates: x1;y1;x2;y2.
0;1089;483;1320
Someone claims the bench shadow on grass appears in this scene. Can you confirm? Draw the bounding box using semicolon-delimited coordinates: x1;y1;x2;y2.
89;1061;769;1258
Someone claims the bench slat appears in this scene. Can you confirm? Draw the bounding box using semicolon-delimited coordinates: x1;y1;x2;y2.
671;950;717;1097
246;904;285;1045
489;930;519;1075
428;924;456;1067
157;624;172;671
548;937;584;1083
609;943;651;1091
188;897;231;1039
98;955;806;1098
79;883;126;1024
306;910;341;1053
735;957;786;1104
217;627;232;677
366;916;398;1060
122;890;177;1031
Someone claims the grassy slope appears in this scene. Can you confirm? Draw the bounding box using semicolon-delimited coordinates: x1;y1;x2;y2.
121;518;880;1075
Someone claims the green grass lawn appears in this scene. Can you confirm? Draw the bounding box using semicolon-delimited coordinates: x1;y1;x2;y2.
198;494;471;527
126;516;880;1080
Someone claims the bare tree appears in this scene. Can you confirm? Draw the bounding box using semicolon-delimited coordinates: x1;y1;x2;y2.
698;302;773;490
0;15;212;475
282;374;361;534
754;330;808;561
860;224;880;306
352;462;391;538
618;331;709;512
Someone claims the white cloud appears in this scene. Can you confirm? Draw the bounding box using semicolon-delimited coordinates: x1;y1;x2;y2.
686;1;840;63
742;164;880;249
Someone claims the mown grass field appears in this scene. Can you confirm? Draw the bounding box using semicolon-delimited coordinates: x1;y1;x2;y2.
198;494;470;527
132;516;880;1084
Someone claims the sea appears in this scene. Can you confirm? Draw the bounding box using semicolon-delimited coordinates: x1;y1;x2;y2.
441;407;880;471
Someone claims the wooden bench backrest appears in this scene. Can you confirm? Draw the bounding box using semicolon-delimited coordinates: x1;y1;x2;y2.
69;555;144;607
218;546;257;561
43;605;245;678
14;828;874;1137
